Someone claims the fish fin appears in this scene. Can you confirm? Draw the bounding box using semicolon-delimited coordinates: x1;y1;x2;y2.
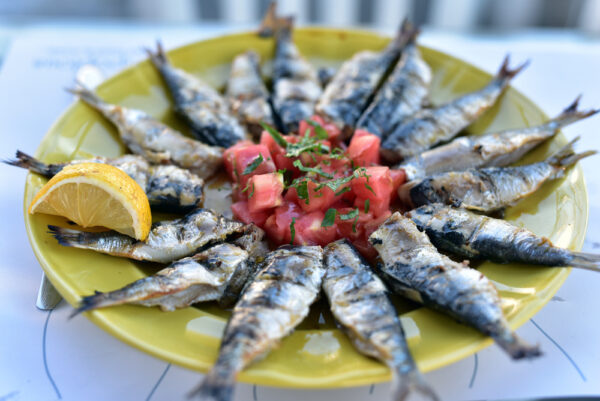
187;369;234;401
66;82;109;111
491;331;542;360
69;291;109;318
391;368;439;401
546;137;597;171
551;95;599;128
496;55;529;80
257;2;294;38
3;150;57;177
145;40;169;69
568;252;600;272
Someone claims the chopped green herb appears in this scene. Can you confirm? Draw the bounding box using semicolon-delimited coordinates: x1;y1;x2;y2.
364;183;375;195
364;199;370;213
260;121;287;147
292;160;334;179
248;183;255;198
352;215;359;233
321;208;337;227
277;169;287;175
339;208;359;221
306;119;329;140
334;186;352;197
289;217;296;245
292;179;310;204
285;135;330;158
242;154;263;175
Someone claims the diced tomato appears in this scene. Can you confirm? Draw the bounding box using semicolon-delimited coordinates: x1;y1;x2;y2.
223;140;254;180
286;179;335;213
363;210;392;239
351;166;392;199
348;131;380;167
299;115;342;143
355;196;389;218
247;173;284;213
231;184;246;203
351;237;378;261
336;207;369;241
293;211;337;246
264;201;303;245
260;131;299;173
231;201;269;226
229;144;276;187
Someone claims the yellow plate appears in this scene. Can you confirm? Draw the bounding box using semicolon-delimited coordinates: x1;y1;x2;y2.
23;28;587;388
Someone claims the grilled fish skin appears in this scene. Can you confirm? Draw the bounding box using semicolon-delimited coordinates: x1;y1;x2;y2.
369;212;541;360
71;242;250;315
6;151;205;213
398;97;598;180
48;208;244;263
356;24;431;140
226;51;274;139
398;138;596;212
189;245;325;401
315;21;414;139
147;42;247;148
323;240;438;401
408;204;600;272
261;5;322;134
67;85;223;179
381;56;528;162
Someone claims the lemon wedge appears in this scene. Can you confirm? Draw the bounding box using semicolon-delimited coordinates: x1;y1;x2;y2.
29;162;152;240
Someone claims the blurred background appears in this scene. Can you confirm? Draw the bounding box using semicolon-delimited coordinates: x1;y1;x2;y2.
0;0;598;34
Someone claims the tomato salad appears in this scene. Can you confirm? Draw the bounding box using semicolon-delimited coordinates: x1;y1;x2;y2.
224;116;406;259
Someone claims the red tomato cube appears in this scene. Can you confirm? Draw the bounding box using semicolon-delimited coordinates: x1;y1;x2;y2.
351;166;393;201
293;211;338;246
223;140;254;180
287;180;335;213
348;131;381;167
267;201;303;244
231;200;269;227
247;173;284;213
298;115;342;143
389;168;407;201
233;144;276;187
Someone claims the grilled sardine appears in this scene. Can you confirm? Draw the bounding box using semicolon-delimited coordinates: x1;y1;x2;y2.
381;56;528;162
399;138;596;212
409;204;600;272
189;245;325;401
398;97;597;180
226;50;274;139
356;24;431;140
369;212;541;359
48;208;244;263
147;42;247;148
67;85;223;179
323;240;438;401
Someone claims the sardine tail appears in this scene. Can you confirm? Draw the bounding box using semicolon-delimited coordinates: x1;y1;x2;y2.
497;55;529;80
551;96;599;128
492;332;542;360
258;2;293;38
546;137;596;170
187;369;234;401
69;291;109;318
48;225;99;248
145;40;169;69
390;19;419;51
568;252;600;272
3;150;56;177
391;369;439;401
66;83;108;111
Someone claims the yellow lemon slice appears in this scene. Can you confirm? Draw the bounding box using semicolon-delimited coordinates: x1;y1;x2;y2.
29;162;152;240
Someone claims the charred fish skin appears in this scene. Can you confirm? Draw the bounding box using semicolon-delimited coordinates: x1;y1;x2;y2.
381;56;528;163
323;240;438;401
226;51;274;139
398;97;598;180
315;21;413;139
71;242;250;315
399;138;596;212
67;85;223;179
356;24;431;140
190;245;325;401
7;151;205;213
408;204;600;272
147;42;247;148
369;212;541;360
48;208;245;264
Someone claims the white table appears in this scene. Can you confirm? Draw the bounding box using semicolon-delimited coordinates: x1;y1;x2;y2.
0;23;599;401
